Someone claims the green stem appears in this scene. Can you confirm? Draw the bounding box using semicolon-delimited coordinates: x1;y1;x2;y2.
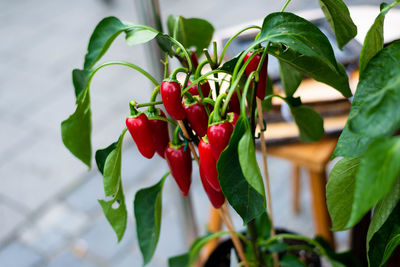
147;86;161;112
182;69;231;94
172;125;182;146
240;71;256;118
171;67;188;80
204;49;215;68
213;41;218;65
280;0;292;12
136;100;163;108
212;93;227;123
167;36;193;72
194;60;210;79
247;220;261;266
129;100;139;116
149;116;177;126
219;25;261;63
163;53;169;79
202;97;215;106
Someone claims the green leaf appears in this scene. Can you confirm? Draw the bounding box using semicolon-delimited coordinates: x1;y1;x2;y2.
259;12;351;97
219;52;243;74
102;130;127;196
368;201;400;267
61;89;92;168
346;137;400;228
84;17;129;69
217;115;266;224
255;211;271;240
168;254;189;267
326;158;360;231
125;27;158;46
332;123;374;158
167;15;214;54
314;236;354;267
238;124;265;197
367;176;400;265
280;254;307;267
98;184;127;242
261;75;273;111
348;41;400;137
279;60;302;97
134;173;168;266
359;2;400;74
72;69;92;98
156;34;174;54
95;141;118;175
318;0;357;49
290;105;324;142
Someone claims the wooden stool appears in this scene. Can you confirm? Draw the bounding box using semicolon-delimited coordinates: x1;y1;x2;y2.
267;138;337;248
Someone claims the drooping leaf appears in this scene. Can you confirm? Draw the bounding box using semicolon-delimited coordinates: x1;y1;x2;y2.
167;15;214;55
238;124;265;197
125;27;158;46
258;12;351;97
98;184;127;242
280;254;307;267
368;201;400;267
168;254;189;267
61;89;92;168
318;0;357;49
290;105;324;142
326;158;360;231
279;60;302;97
156;34;174;55
95;141;118;175
348;41;400;137
134;173;168;266
72;69;93;98
359;1;400;74
83;17;129;69
217;115;266;224
346;137;400;228
102;130;127;196
367;177;400;265
332;124;374;158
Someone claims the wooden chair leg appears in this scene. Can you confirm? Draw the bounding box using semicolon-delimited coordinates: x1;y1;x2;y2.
292;164;301;214
203;207;223;258
308;168;335;249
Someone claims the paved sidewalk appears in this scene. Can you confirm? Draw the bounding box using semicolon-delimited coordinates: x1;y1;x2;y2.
0;0;379;266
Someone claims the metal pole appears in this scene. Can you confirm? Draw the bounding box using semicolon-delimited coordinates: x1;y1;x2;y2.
133;0;199;245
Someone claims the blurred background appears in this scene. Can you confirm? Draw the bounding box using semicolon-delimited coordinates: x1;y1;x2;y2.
0;0;386;266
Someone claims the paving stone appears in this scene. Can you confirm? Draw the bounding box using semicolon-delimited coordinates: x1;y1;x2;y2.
0;203;26;243
0;241;42;267
47;250;97;267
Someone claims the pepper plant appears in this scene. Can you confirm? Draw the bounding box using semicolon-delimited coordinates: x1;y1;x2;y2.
61;0;400;266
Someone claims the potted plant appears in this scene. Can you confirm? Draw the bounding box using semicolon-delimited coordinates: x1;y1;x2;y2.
61;0;400;266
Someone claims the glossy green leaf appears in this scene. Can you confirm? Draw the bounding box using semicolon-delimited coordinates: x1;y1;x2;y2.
219;52;243;74
367;177;400;265
327;158;360;231
318;0;357;49
332;124;374;158
279;60;302;97
102;130;127;196
83;17;129;69
168;254;189;267
259;12;351;97
98;184;127;242
368;201;400;267
217;115;266;224
72;69;92;98
238;125;265;197
167;15;214;54
125;27;158;46
61;89;92;168
95;141;118;175
348;41;400;137
280;254;307;267
359;1;400;74
134;173;168;266
156;34;174;55
346;137;400;228
290;105;324;142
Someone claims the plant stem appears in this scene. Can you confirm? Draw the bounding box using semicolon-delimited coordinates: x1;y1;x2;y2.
148;115;177;126
136;100;163;108
280;0;292;12
177;120;200;164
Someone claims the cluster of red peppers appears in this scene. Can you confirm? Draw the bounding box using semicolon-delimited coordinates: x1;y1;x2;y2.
124;50;268;209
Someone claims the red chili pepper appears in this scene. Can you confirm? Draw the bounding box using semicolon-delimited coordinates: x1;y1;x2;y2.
200;164;225;208
126;110;156;159
183;99;208;138
165;143;192;196
207;121;234;161
227;112;239;127
190;51;199;70
147;109;169;158
228;91;241;114
244;52;268;100
199;138;220;191
160;80;186;120
187;80;211;97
